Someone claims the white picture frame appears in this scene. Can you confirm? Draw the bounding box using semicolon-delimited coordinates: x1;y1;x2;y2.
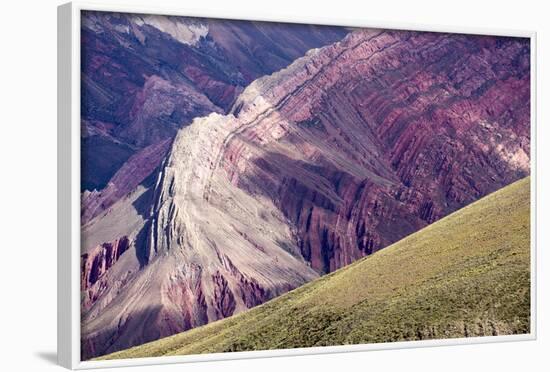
57;1;537;369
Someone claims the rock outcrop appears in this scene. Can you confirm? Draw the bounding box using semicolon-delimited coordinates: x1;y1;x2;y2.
81;113;318;359
80;28;530;359
81;236;130;291
218;30;530;273
81;236;130;311
80;11;349;195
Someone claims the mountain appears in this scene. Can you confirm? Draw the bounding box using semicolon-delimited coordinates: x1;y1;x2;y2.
97;176;531;359
80;28;530;359
80;11;349;214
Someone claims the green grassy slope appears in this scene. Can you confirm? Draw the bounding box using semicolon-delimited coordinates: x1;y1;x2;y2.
99;177;531;360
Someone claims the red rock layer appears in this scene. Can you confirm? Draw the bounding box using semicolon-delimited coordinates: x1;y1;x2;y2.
81;236;130;290
163;263;209;331
81;236;130;310
222;30;530;273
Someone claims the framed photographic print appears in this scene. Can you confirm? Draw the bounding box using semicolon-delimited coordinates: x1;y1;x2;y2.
57;1;537;369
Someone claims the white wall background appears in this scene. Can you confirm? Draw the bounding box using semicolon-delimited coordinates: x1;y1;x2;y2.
0;0;547;370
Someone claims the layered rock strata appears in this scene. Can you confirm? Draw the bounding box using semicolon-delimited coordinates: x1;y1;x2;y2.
80;11;348;196
80;29;530;359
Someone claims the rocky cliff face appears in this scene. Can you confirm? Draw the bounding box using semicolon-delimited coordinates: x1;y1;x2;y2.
81;114;318;359
80;28;530;359
80;11;349;197
80;13;348;358
81;236;130;310
221;30;530;273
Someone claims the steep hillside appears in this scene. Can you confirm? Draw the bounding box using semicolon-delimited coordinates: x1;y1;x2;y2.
99;177;530;360
81;28;530;359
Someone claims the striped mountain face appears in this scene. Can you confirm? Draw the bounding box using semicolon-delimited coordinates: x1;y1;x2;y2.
80;14;530;360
